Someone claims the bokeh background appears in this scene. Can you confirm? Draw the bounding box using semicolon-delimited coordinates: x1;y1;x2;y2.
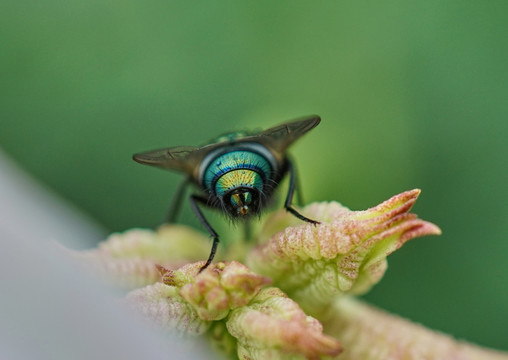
1;0;506;351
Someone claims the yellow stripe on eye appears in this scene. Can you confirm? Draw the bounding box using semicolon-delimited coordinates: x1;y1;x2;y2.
215;169;262;195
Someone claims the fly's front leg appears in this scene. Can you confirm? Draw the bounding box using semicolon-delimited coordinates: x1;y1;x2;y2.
189;194;219;272
166;178;190;223
289;156;304;206
284;160;320;225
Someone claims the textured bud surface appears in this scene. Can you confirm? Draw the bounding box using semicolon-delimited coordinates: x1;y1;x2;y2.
227;287;342;359
152;261;270;321
125;282;209;335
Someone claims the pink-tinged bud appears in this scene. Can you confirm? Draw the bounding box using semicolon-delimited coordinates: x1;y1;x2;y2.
157;261;271;321
247;190;441;311
227;287;342;359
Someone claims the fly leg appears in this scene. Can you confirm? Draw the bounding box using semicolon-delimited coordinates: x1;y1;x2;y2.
189;194;219;272
166;178;190;223
284;160;320;225
290;157;304;206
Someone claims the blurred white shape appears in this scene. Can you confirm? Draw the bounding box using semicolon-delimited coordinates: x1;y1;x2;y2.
0;151;213;360
0;150;105;248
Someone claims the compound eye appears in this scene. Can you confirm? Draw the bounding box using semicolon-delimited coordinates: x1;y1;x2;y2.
230;193;242;208
230;191;252;208
242;191;252;205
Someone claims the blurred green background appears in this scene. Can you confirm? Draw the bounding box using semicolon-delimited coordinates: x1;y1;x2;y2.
1;0;507;351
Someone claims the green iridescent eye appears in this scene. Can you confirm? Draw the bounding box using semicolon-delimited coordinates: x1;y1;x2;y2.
133;115;321;272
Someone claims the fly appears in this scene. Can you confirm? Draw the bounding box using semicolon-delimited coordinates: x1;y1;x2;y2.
133;115;321;271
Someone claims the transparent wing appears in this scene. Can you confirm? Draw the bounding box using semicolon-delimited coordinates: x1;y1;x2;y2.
133;115;321;175
132;145;203;176
256;115;321;153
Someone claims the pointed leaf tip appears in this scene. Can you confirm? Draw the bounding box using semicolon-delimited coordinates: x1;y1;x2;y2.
248;190;441;311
